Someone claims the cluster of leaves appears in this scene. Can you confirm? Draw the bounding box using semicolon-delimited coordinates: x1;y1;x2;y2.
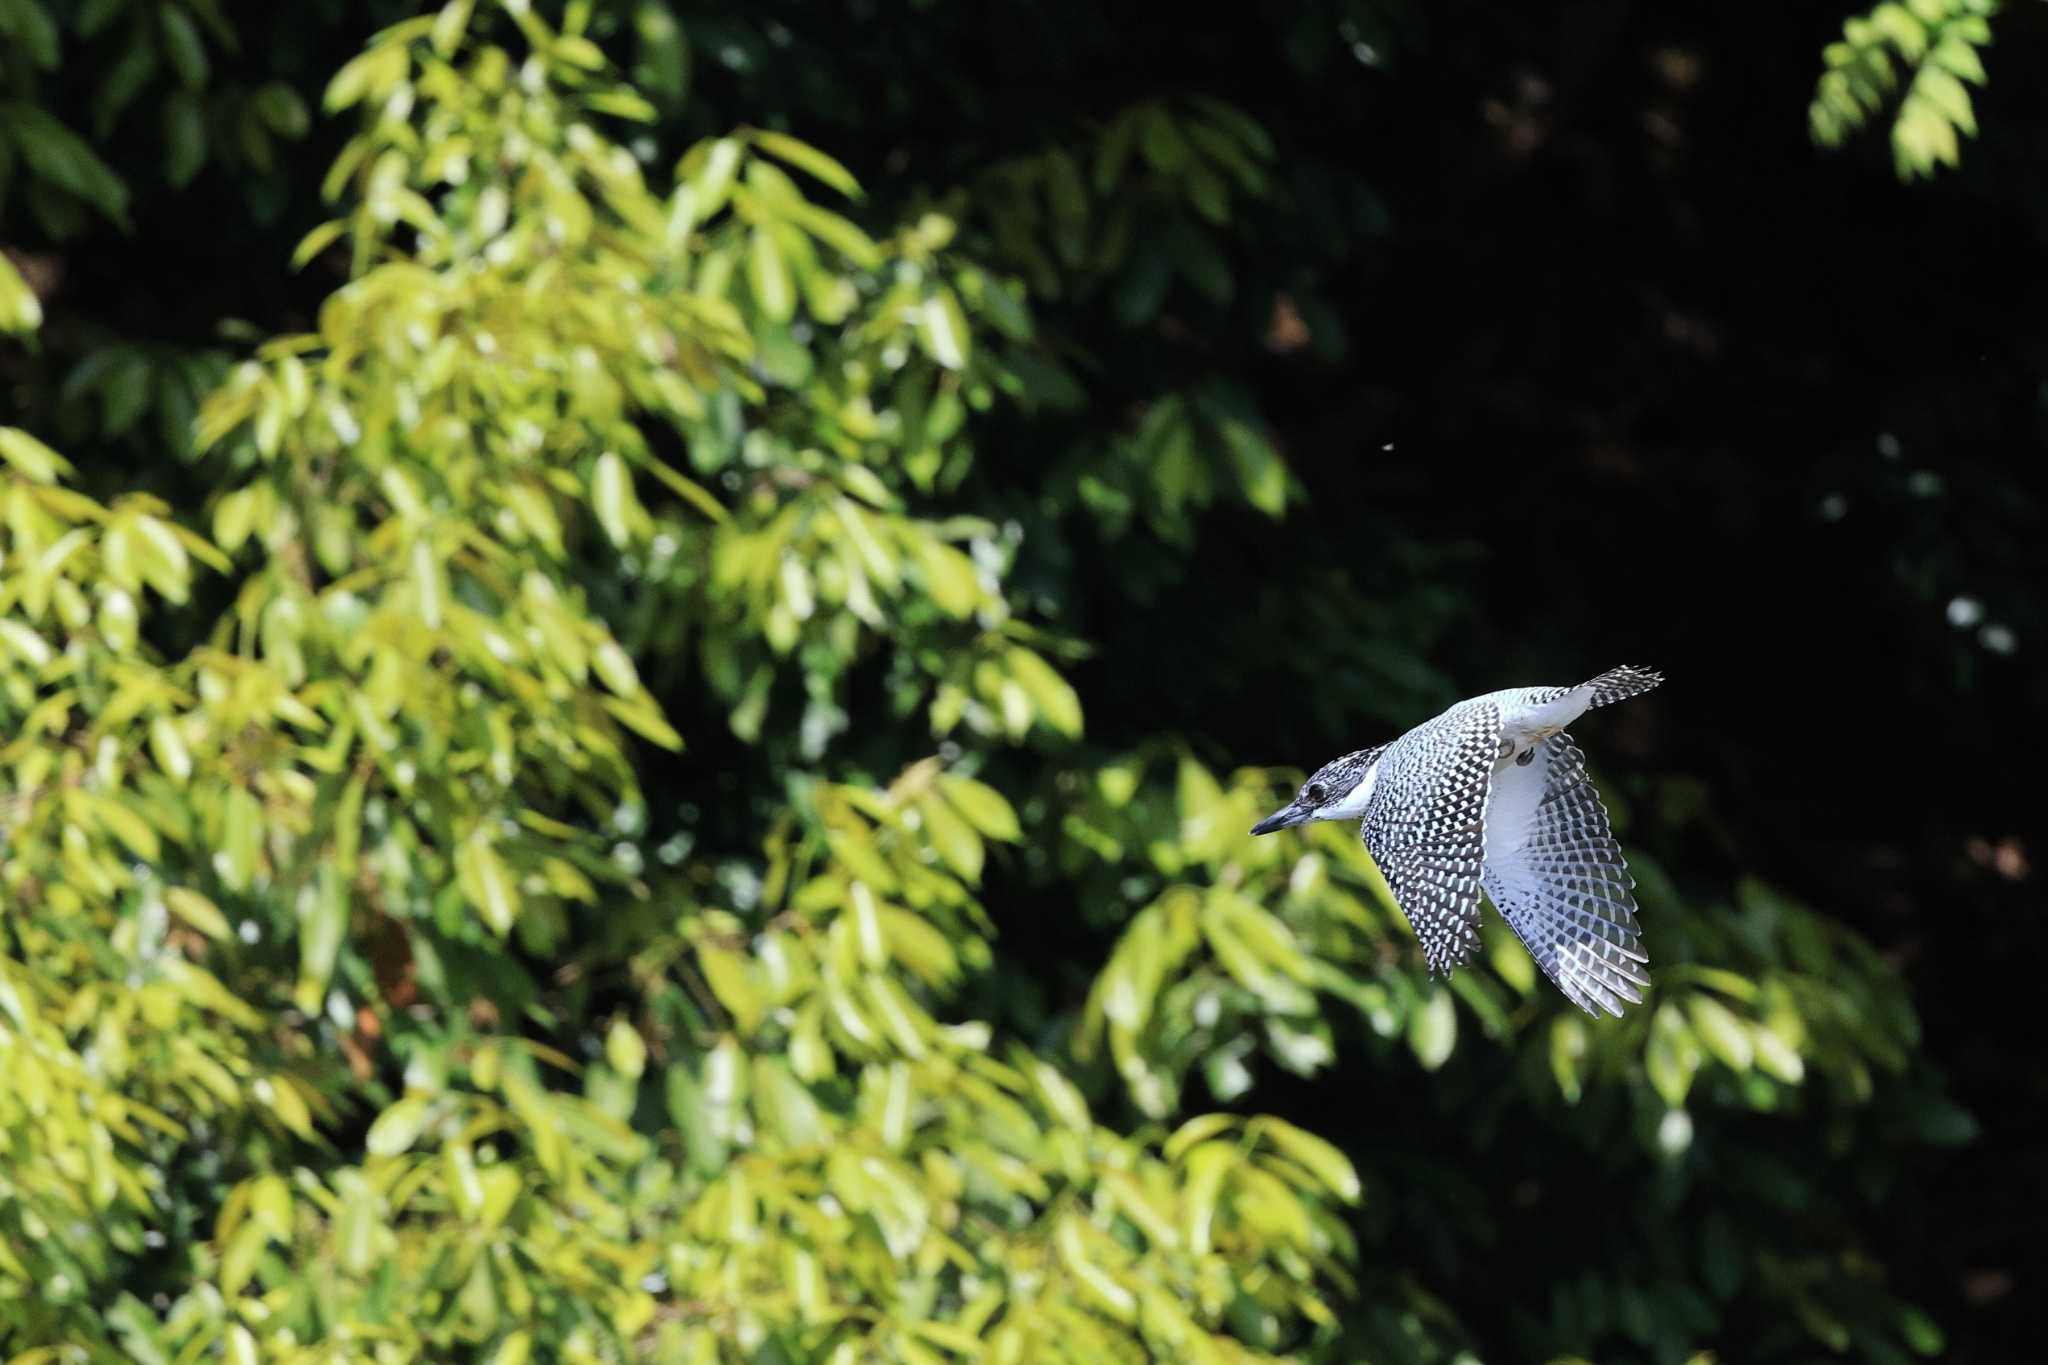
1810;0;1998;178
1;3;1363;1359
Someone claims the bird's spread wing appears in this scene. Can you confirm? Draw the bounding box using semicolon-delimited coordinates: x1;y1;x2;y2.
1361;700;1499;976
1481;732;1649;1017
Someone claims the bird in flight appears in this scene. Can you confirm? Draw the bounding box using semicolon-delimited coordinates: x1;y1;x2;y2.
1250;665;1662;1017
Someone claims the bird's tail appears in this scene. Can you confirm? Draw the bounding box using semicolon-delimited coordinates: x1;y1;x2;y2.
1578;664;1663;709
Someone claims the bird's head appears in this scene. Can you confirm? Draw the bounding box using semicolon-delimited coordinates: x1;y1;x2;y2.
1249;745;1386;836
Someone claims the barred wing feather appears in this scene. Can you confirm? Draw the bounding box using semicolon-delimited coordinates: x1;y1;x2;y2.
1481;732;1649;1017
1360;700;1500;977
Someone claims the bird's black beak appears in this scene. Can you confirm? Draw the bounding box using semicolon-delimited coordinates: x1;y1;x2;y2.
1250;802;1310;836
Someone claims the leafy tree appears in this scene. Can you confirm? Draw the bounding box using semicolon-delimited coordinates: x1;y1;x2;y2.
0;0;2024;1361
4;5;1355;1359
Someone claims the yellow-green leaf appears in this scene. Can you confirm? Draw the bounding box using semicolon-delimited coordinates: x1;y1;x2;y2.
747;227;794;322
1689;995;1755;1071
457;834;520;934
591;451;641;548
938;773;1021;841
1254;1116;1361;1202
750;130;861;198
916;286;972;371
165;887;232;942
0;256;43;335
1408;987;1457;1071
365;1095;433;1157
606;1018;648;1079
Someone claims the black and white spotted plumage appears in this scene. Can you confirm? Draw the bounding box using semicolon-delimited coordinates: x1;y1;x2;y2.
1358;699;1499;976
1252;665;1663;1017
1480;732;1649;1017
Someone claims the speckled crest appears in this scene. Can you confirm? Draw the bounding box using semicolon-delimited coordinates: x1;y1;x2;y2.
1301;744;1386;801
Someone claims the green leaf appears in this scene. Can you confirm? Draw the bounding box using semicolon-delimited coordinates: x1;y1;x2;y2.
291;220;346;271
8;105;130;225
1899;1305;1945;1356
603;694;685;750
95;796;160;860
1005;646;1083;737
938;774;1021;841
688;136;742;218
1407;987;1457;1070
1165;1114;1237;1164
1929;37;1986;84
324;41;408;113
1912;66;1977;136
1218;418;1288;516
785;201;881;269
587;86;656;122
1139;108;1190;172
1056;1216;1135;1323
1647;1005;1698;1107
1486;923;1538;995
149;715;193;785
1181;1140;1234;1255
916;286;972;371
605;1018;647;1079
365;1095;433;1156
747;227;794;322
1688;995;1755;1071
457;834;520;934
161;5;210;88
432;0;475;55
750;129;861;198
592;638;641;697
1254;1117;1361;1202
698;945;762;1033
220;785;261;890
553;34;607;70
1752;1023;1806;1084
165;888;231;942
0;255;43;334
5;0;58;67
255;84;311;138
0;427;72;483
165;91;207;188
1869;3;1927;60
591;451;640;547
920;790;983;881
296;867;348;1011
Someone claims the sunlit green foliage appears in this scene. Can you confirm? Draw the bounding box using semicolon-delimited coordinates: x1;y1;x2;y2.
0;1;1983;1361
1811;0;1998;178
2;3;1356;1359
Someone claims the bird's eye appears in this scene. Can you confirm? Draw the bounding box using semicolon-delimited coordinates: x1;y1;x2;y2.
1306;782;1327;803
